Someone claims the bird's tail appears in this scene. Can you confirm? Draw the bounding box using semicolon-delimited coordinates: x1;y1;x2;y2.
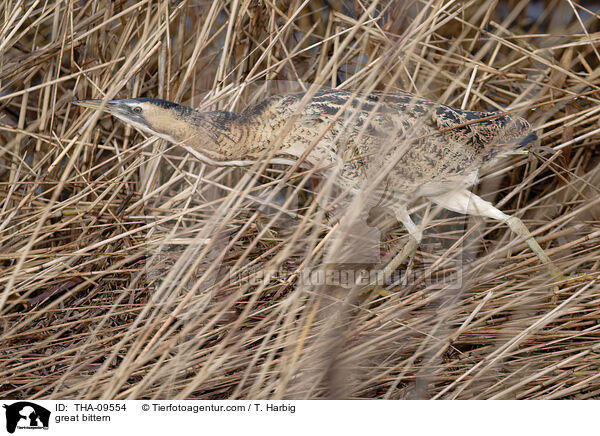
516;130;538;147
477;113;538;160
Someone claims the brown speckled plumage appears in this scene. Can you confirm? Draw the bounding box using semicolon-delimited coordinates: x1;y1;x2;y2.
74;89;567;281
191;90;530;193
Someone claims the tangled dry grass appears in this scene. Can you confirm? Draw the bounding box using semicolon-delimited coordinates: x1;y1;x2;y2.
1;0;600;399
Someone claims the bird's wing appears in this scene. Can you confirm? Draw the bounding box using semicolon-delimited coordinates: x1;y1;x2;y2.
431;104;534;160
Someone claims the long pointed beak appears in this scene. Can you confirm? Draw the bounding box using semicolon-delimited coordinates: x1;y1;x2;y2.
73;99;105;110
73;99;124;116
73;99;149;133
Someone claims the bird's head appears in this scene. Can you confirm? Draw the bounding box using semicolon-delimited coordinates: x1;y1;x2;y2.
73;98;198;144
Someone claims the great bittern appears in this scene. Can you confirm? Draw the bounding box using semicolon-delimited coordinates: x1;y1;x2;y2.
74;89;565;283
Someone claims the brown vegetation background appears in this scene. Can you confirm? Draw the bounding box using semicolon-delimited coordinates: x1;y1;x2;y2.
1;0;600;399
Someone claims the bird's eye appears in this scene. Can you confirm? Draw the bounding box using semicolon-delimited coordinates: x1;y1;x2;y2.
133;106;142;114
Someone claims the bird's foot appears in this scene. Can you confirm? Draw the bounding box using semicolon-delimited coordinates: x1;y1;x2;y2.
358;236;420;296
554;272;596;286
549;272;596;302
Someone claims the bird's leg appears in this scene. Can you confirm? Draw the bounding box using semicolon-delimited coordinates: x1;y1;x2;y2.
428;189;565;279
504;216;563;278
370;205;422;288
